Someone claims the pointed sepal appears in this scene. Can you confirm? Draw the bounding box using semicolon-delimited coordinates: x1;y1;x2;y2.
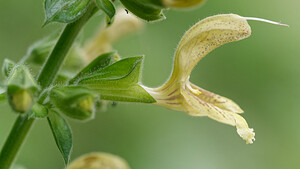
77;56;156;103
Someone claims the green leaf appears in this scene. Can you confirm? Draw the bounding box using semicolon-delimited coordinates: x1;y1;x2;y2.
77;56;156;103
69;52;117;84
96;0;115;22
47;110;72;165
2;59;16;77
28;103;48;119
120;0;165;22
144;0;165;7
44;0;91;25
50;86;97;121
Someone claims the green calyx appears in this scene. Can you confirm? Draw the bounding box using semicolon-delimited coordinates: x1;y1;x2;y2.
69;52;118;85
74;55;156;103
29;103;49;119
50;86;97;121
6;65;39;114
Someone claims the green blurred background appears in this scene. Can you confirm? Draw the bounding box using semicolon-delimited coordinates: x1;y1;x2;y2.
0;0;299;168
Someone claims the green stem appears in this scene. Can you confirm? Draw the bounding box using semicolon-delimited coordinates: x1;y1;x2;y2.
38;3;98;89
0;115;34;169
0;3;98;169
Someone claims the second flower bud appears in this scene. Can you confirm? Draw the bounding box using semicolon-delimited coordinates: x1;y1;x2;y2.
50;86;98;121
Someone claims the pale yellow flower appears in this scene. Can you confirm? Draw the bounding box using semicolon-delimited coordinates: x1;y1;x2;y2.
143;14;287;144
162;0;206;9
83;9;143;63
66;152;130;169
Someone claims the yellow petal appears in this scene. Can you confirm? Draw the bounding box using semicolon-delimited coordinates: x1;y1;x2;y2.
189;83;243;113
181;89;255;144
142;84;185;112
162;0;206;9
232;113;255;144
66;152;131;169
170;14;251;83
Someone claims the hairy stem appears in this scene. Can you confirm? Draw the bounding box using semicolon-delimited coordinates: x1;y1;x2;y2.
0;115;34;169
0;3;98;169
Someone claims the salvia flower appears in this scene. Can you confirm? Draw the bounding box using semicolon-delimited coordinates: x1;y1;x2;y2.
143;14;287;144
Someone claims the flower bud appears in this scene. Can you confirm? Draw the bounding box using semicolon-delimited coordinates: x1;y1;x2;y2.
50;86;97;121
11;89;32;113
77;96;94;113
6;65;38;113
66;152;131;169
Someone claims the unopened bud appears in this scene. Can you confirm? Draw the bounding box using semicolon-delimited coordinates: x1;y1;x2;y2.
11;89;32;113
50;86;97;121
77;96;94;113
6;65;38;114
